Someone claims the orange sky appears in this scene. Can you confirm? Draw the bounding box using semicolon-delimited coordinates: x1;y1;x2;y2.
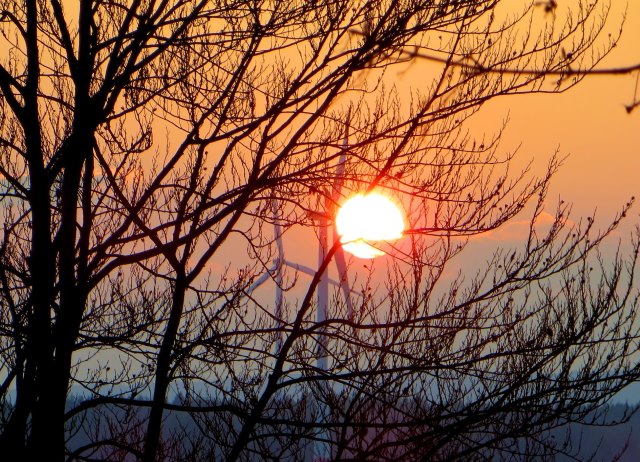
260;0;640;280
14;1;638;274
481;1;640;222
49;0;640;229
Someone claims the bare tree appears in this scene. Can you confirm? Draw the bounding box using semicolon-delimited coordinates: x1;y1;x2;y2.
0;0;638;461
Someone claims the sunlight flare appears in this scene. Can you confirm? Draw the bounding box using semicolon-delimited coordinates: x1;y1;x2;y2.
335;193;405;259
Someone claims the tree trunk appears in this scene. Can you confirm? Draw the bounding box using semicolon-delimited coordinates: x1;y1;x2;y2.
17;0;57;458
143;273;187;462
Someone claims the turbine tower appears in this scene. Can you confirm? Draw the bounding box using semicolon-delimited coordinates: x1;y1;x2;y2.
249;117;356;462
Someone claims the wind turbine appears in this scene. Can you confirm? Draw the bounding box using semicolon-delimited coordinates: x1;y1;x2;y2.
248;117;405;461
248;120;357;462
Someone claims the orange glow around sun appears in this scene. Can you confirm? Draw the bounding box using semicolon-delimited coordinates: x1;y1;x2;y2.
335;193;405;259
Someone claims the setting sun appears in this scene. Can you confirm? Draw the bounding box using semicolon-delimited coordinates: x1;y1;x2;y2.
335;193;405;259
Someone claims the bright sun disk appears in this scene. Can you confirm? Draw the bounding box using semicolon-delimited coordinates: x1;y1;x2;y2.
336;193;405;259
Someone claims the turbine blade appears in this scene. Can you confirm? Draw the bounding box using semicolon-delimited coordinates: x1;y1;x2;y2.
332;111;350;200
334;245;355;320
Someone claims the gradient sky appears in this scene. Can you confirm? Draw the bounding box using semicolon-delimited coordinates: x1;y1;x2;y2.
42;1;640;287
330;1;640;271
40;0;640;228
48;0;640;247
39;0;640;404
249;1;640;287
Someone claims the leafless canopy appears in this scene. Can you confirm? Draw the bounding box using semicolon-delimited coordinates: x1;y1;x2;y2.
0;1;638;461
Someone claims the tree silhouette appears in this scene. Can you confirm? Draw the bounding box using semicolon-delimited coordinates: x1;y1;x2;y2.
0;1;638;461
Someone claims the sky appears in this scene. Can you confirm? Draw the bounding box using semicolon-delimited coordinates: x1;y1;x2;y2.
247;0;640;292
329;1;640;269
437;0;640;401
47;0;640;401
429;0;640;280
485;1;639;224
44;0;639;270
320;1;640;402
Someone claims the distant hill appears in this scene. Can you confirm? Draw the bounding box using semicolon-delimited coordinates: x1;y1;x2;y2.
554;404;640;462
36;397;640;460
